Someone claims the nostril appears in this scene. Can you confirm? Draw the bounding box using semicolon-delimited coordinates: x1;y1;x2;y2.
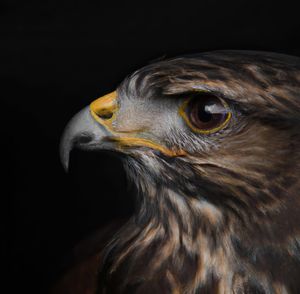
96;111;113;120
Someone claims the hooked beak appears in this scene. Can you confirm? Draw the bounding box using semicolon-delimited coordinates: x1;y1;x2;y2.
60;91;118;171
59;106;108;171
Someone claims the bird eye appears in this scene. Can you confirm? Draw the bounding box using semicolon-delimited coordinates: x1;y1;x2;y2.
180;93;231;134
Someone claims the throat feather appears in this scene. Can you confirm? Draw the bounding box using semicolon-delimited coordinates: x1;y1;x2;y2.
98;187;226;292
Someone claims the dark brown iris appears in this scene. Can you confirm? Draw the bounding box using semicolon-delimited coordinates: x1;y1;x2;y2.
187;94;230;132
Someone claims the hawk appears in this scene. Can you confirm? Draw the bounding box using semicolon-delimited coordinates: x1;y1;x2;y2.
56;51;300;294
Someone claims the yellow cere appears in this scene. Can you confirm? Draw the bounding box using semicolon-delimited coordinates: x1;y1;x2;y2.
90;91;186;157
90;91;118;130
178;96;232;134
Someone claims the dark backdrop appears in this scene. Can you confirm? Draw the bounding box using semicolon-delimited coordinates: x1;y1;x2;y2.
3;1;300;293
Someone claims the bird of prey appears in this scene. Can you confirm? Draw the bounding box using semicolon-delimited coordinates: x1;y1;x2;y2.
56;51;300;294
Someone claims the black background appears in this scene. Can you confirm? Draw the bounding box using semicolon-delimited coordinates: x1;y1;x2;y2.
3;1;300;293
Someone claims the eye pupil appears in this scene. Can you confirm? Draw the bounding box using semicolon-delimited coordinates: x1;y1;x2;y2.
197;104;213;122
186;94;230;133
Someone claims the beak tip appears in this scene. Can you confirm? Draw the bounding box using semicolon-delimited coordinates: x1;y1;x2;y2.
60;147;70;173
59;136;71;173
62;157;69;173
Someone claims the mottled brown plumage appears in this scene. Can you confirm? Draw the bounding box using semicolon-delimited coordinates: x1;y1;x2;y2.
56;51;300;293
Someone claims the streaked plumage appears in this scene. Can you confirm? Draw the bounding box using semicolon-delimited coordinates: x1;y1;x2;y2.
56;51;300;293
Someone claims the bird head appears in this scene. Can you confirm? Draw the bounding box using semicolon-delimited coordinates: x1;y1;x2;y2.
59;51;300;292
60;51;300;218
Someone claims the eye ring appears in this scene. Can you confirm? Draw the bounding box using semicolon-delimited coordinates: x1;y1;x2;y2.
179;92;232;134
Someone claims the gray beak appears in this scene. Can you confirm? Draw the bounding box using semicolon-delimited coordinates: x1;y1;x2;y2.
59;106;110;171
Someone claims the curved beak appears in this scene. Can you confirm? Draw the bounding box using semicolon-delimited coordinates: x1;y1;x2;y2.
59;106;110;171
60;91;118;171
